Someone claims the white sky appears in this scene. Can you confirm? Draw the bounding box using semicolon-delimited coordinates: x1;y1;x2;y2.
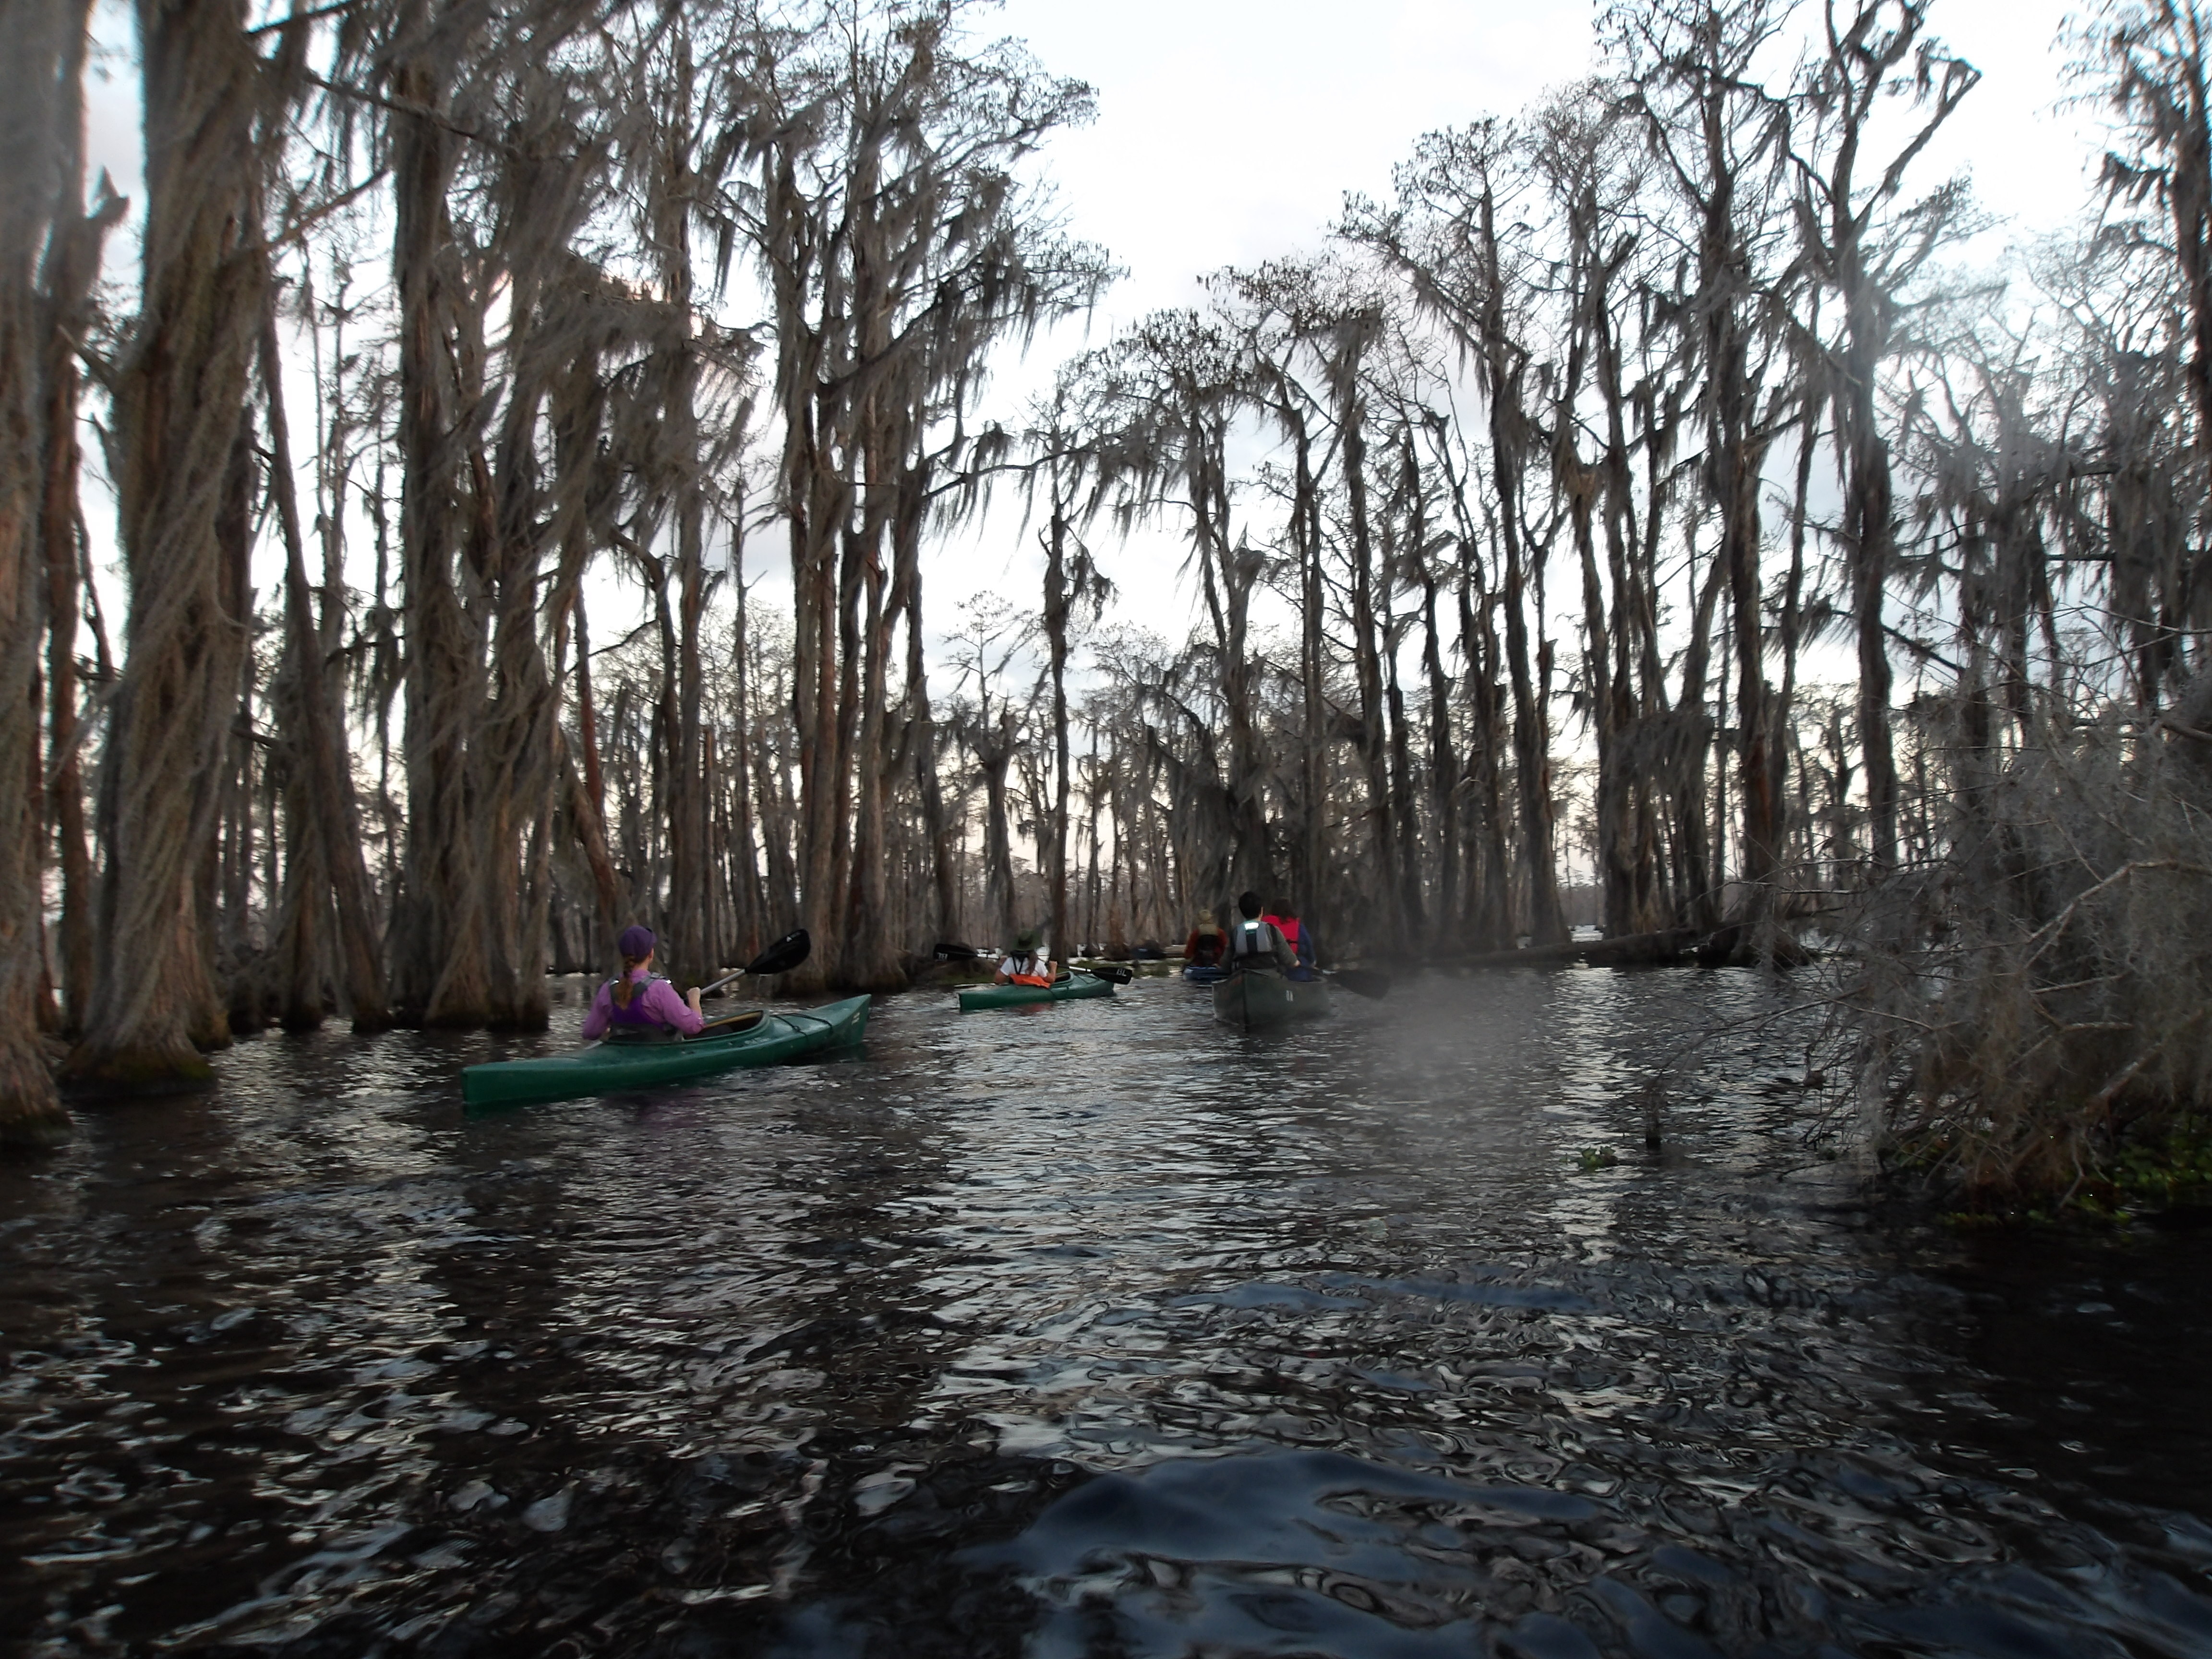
934;0;2104;637
989;0;2096;323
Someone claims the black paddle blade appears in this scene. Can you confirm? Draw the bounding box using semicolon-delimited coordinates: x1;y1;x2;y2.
747;928;810;977
1094;964;1135;985
1331;967;1392;999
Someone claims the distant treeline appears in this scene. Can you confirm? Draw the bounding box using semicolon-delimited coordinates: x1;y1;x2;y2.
4;0;2212;1187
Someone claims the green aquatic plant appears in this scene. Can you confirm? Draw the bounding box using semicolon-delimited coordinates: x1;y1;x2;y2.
2110;1116;2212;1208
1574;1145;1620;1172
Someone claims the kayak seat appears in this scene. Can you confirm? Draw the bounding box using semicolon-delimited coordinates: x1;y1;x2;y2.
688;1010;768;1041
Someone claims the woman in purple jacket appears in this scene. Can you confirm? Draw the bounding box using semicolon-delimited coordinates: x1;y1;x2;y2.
582;925;706;1040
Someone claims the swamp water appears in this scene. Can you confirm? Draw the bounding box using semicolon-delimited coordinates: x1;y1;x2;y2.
3;969;2211;1657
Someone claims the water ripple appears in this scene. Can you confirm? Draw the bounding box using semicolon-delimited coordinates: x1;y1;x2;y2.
1;969;2208;1655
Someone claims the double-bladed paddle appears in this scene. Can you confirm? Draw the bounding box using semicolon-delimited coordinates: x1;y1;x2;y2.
698;928;811;998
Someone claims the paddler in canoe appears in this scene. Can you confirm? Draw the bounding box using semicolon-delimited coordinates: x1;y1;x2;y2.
1262;898;1319;980
1227;890;1299;974
582;924;707;1041
993;928;1060;987
1183;913;1228;972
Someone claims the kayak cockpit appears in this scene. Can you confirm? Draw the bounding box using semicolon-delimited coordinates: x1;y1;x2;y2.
688;1010;767;1040
602;1009;768;1046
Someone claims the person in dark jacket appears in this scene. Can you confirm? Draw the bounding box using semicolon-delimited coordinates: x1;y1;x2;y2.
1225;890;1297;974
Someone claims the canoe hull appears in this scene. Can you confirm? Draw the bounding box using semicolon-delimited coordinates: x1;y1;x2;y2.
958;974;1118;1011
1211;972;1329;1028
463;995;871;1109
1182;963;1227;984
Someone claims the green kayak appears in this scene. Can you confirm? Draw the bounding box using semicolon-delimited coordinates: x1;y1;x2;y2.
957;974;1118;1012
1212;972;1329;1029
463;994;871;1109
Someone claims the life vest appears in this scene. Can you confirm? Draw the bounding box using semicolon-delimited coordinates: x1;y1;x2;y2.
602;973;675;1033
1268;915;1314;966
1004;952;1053;987
1187;927;1225;966
1228;918;1282;970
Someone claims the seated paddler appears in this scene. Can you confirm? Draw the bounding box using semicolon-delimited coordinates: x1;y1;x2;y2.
1183;912;1227;970
994;928;1058;986
1263;898;1319;979
583;924;706;1041
1226;890;1298;974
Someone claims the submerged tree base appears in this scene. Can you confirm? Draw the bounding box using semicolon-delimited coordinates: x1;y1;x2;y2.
59;1044;217;1099
0;1052;74;1149
0;1113;75;1149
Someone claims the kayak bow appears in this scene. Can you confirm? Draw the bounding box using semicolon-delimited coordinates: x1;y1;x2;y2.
463;994;871;1109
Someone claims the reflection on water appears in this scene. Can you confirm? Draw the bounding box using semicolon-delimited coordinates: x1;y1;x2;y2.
4;969;2212;1656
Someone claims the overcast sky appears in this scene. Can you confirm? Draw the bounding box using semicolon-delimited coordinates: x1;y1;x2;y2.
72;0;2111;655
936;0;2103;633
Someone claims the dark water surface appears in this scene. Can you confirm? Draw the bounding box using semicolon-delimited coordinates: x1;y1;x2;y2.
5;969;2212;1657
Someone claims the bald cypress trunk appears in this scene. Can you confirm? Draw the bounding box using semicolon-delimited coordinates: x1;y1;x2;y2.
0;0;89;1140
1418;544;1458;948
35;6;116;1042
387;31;489;1026
1042;496;1073;954
259;280;389;1031
652;42;716;984
725;540;764;957
894;461;957;949
978;706;1019;946
64;0;262;1094
1460;569;1511;950
1343;390;1396;937
1293;418;1327;926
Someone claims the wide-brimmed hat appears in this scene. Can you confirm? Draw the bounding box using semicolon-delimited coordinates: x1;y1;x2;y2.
617;924;656;959
1014;928;1038;949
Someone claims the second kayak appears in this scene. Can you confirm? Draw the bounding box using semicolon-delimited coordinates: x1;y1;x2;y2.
958;974;1118;1011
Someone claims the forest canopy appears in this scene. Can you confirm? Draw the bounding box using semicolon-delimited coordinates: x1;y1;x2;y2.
5;0;2212;1200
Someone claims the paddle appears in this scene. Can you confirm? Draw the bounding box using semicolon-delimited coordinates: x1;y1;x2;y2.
698;928;811;998
1327;966;1392;999
1084;963;1136;985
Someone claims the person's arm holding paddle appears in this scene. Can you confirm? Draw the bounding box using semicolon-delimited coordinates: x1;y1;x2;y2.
638;977;706;1032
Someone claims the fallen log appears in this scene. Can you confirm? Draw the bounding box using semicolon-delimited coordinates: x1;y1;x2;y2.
1695;922;1817;968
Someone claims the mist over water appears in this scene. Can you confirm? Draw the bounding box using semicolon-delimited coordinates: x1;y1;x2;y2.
4;970;2211;1657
